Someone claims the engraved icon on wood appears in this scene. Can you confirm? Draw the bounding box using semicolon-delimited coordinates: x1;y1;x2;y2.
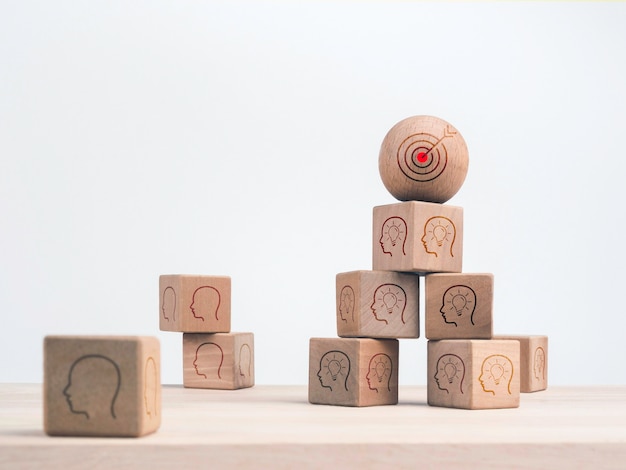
422;216;456;258
238;343;252;378
144;357;158;419
190;286;221;322
338;285;355;323
371;283;407;324
161;286;176;322
379;216;407;257
366;353;392;393
440;285;476;327
193;342;224;379
479;355;514;395
534;347;546;381
318;351;351;392
63;355;121;420
434;354;465;394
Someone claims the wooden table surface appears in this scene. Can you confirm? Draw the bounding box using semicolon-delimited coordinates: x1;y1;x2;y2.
1;384;625;469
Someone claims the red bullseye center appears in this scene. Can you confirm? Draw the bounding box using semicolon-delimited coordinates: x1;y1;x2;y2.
416;151;429;163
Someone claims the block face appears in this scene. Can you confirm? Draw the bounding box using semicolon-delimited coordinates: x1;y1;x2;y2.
373;201;463;273
159;274;231;333
425;273;493;339
428;340;520;410
495;335;548;392
336;270;420;339
183;333;254;390
44;336;161;437
309;338;398;407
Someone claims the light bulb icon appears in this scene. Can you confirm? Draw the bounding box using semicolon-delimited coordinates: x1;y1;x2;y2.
366;353;392;392
371;284;407;325
318;350;350;391
382;292;398;314
451;294;467;315
433;224;448;247
479;355;514;395
327;360;342;381
440;285;476;327
387;224;400;246
490;363;505;385
422;216;456;258
444;362;457;384
380;216;407;256
375;361;387;382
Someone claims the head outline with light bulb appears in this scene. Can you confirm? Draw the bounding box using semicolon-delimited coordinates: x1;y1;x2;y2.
479;354;514;395
317;350;351;392
338;285;355;323
161;286;176;322
189;285;221;322
533;346;546;381
421;216;456;258
434;353;465;394
238;343;252;378
370;283;407;325
366;353;393;393
193;342;224;380
440;285;476;327
380;216;407;257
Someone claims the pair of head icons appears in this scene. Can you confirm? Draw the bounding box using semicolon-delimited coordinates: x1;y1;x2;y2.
338;284;407;325
161;285;221;322
434;354;514;396
380;216;456;258
192;342;252;379
63;355;158;420
317;351;393;393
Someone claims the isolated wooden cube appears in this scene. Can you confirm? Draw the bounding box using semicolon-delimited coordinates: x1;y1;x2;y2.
336;270;420;339
425;273;494;339
373;201;463;273
44;336;161;437
494;335;548;392
427;339;520;410
183;332;254;390
309;337;399;407
159;274;231;333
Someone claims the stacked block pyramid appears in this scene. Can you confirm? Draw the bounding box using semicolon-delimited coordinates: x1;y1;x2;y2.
159;274;255;390
309;115;548;409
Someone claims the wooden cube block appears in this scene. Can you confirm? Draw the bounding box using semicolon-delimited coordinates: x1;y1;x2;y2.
425;273;493;339
308;337;399;407
159;274;231;333
494;335;548;392
373;201;463;273
427;339;520;410
44;335;161;437
183;332;254;390
336;270;419;338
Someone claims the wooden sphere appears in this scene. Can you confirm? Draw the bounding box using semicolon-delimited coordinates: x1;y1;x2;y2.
379;115;469;203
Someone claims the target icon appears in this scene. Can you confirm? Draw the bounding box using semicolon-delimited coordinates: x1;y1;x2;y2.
396;126;456;183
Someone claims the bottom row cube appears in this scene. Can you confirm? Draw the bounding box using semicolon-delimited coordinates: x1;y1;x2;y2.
428;339;521;409
309;337;399;407
183;332;255;390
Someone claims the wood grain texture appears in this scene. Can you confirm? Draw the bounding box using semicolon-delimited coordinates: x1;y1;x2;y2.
373;201;463;273
494;335;548;392
308;338;399;407
2;384;625;469
159;274;231;333
425;273;494;339
183;332;254;390
427;339;520;409
43;336;161;437
336;270;420;339
378;115;469;203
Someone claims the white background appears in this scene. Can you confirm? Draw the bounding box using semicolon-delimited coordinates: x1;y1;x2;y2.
2;1;625;386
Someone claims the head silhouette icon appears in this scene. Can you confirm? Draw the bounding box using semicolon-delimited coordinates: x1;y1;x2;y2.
533;347;546;381
63;355;121;420
161;286;176;321
144;356;158;418
380;216;407;257
338;285;355;323
371;283;407;325
238;343;252;378
193;342;224;379
190;286;221;322
318;350;350;392
434;354;465;394
479;355;514;395
366;353;392;393
421;216;456;258
440;285;476;327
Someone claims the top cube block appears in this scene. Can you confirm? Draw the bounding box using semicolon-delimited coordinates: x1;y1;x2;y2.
159;275;231;333
373;201;463;273
379;115;469;203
